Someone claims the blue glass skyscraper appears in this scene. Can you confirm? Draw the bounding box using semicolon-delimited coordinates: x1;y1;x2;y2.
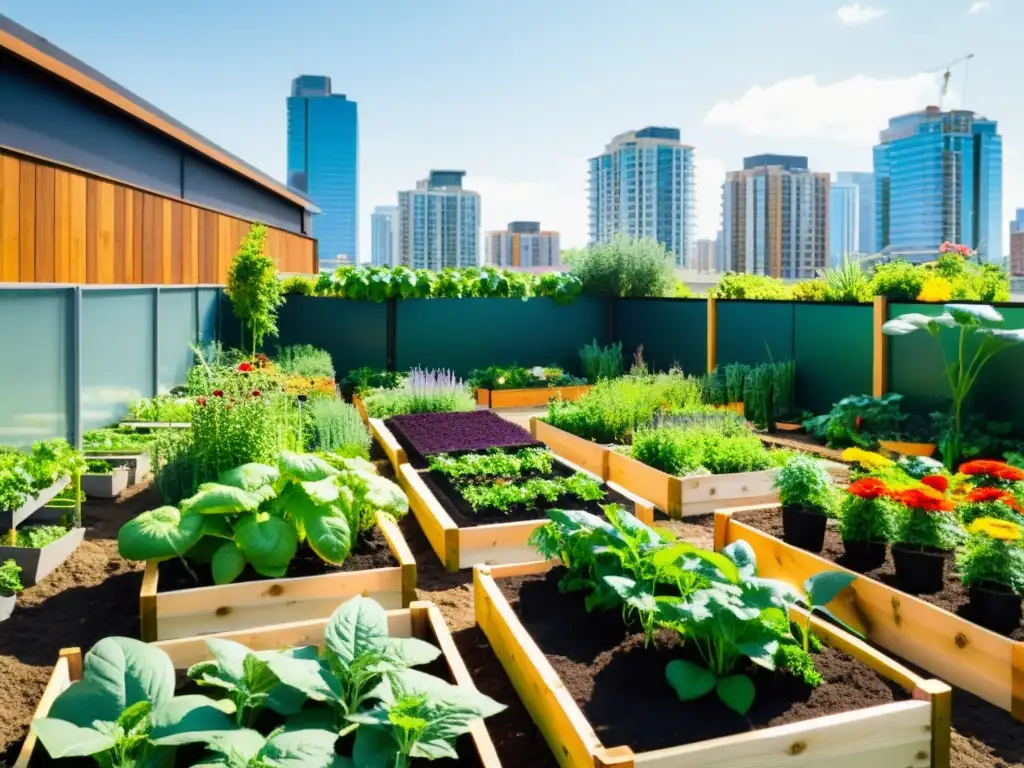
287;75;358;267
873;107;1002;261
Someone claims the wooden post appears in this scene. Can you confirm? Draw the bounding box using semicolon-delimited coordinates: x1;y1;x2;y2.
706;297;717;373
914;679;952;768
872;295;889;397
60;647;83;681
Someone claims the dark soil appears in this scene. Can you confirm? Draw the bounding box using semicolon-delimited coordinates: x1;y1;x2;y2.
157;526;398;590
760;431;847;461
420;461;634;527
386;411;540;468
734;507;1024;641
496;568;906;753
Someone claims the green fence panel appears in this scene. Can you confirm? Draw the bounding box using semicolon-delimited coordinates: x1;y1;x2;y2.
0;288;72;446
716;301;795;369
793;304;873;415
395;297;606;376
889;302;1024;431
613;299;706;376
81;289;156;431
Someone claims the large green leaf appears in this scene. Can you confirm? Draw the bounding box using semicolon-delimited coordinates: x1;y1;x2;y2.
716;675;756;715
117;507;205;562
61;637;175;720
263;656;340;704
804;571;856;608
149;694;239;746
664;659;716;702
945;303;1003;327
279;452;339;482
234;513;298;573
218;463;280;491
301;508;353;564
324;595;389;667
351;724;399;768
31;717;117;759
258;726;343;768
182;484;265;515
602;575;656;613
721;540;757;581
359;473;408;518
211;541;247;585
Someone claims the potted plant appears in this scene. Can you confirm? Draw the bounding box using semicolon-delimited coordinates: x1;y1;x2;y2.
0;558;22;623
877;410;938;458
839;477;898;571
956;517;1024;633
775;455;835;553
890;483;965;594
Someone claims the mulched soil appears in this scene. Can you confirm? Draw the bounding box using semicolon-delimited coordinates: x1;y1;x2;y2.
158;526;398;590
419;461;636;527
385;411;540;468
496;568;906;753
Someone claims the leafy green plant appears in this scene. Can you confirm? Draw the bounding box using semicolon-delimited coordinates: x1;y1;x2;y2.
15;524;70;549
458;472;604;514
773;455;835;514
709;273;790;300
0;559;23;595
870;260;926;301
280;275;315;296
579;339;623;383
723;364;749;404
276;344;336;380
343;366;403;396
428;448;554;482
126;395;193;423
85;459;114;474
83;428;156;453
883;304;1024;469
564;235;675;298
630;423;773;477
306;399;371;457
822;257;872;302
742;364;773;429
803;393;905;449
956;518;1024;593
790;279;829;302
225;222;285;355
772;361;797;421
363;369;476;419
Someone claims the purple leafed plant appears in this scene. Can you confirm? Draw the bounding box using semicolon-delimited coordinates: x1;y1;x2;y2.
387;410;541;461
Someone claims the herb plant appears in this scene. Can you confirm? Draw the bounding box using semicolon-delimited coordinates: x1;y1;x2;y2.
956;518;1024;594
0;559;23;595
723;364;749;404
579;340;623;383
773;455;835;515
15;524;69;549
306;398;371;457
275;344;336;380
363;368;475;418
428;448;554;482
458;472;604;513
630;423;775;477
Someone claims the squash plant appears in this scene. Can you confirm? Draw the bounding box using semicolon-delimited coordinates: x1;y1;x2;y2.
32;597;504;767
117;452;407;584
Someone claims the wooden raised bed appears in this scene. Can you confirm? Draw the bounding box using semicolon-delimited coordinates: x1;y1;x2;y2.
369;417;407;474
475;559;951;768
0;527;86;587
15;601;501;768
476;385;591;409
139;511;416;641
715;505;1024;721
0;476;70;529
353;392;369;424
399;458;653;572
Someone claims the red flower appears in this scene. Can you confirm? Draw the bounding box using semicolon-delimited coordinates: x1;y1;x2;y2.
196;396;207;406
848;477;890;500
238;362;254;373
921;475;949;493
855;416;863;430
967;486;1023;512
959;460;1024;482
251;389;261;397
213;390;224;397
895;487;955;513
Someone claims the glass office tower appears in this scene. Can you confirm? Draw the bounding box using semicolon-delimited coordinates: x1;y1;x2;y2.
873;107;1002;261
287;75;358;267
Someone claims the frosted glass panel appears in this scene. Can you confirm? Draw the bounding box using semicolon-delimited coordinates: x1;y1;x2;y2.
158;289;197;392
81;289;155;430
0;289;71;446
197;288;220;345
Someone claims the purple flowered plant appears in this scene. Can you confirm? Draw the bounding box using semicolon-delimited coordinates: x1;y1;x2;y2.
387;410;541;463
363;367;476;418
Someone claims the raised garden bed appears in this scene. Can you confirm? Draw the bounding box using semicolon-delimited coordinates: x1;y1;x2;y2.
474;559;951;768
352;392;369;423
83;450;150;485
139;510;416;641
383;410;542;468
117;421;191;431
79;465;129;498
0;476;70;530
0;527;86;587
400;455;654;572
476;385;591;409
14;600;502;768
715;504;1024;721
369;417;408;474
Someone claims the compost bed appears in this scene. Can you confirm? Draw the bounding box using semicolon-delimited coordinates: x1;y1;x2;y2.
157;526;399;590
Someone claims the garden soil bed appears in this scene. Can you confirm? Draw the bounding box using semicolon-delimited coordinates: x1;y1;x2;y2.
495;568;907;753
157;526;399;590
419;462;634;527
733;507;1024;641
759;431;846;462
385;410;540;468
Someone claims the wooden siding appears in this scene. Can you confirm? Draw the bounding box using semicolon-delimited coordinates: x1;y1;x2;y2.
0;151;315;283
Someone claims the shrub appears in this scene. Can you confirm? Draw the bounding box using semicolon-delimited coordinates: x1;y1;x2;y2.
305;398;370;457
773;455;835;513
790;280;828;302
579;339;623;382
870;260;925;301
630;423;773;476
673;280;693;298
709;273;790;300
280;275;315;296
225;222;284;355
823;258;872;302
276;344;335;380
564;235;675;298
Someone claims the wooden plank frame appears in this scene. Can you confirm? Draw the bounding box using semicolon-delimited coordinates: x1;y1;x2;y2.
476;385;592;409
139;510;417;641
369;417;408;475
353;393;369;424
16;602;501;768
399;458;655;573
715;505;1024;721
474;561;951;768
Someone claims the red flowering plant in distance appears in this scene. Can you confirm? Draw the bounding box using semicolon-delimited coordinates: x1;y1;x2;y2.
920;475;949;494
958;485;1024;527
237;362;254;373
960;460;1024;486
839;477;900;562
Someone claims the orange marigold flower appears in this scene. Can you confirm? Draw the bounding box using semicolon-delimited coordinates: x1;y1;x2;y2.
895;487;955;513
920;475;949;493
966;486;1023;512
848;477;890;500
959;460;1024;482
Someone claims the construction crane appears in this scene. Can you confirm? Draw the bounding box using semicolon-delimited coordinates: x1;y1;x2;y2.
929;53;974;109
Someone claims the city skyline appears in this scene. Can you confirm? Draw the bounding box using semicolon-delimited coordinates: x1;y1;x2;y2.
1;0;1020;259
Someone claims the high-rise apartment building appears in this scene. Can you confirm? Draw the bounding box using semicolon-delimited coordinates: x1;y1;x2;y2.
370;206;398;267
396;171;480;270
485;221;560;269
287;75;358;267
1010;209;1024;276
692;239;717;273
721;155;830;279
588;127;694;267
836;171;875;255
873;107;1002;261
829;182;860;267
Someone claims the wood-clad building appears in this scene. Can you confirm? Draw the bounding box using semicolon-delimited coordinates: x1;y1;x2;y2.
0;13;317;284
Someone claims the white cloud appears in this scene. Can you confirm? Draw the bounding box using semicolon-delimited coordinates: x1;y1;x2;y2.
835;3;889;25
695;155;725;240
705;73;942;144
968;1;991;13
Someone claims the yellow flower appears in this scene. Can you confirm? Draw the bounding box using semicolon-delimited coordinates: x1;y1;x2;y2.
967;517;1022;542
917;276;953;303
841;447;894;470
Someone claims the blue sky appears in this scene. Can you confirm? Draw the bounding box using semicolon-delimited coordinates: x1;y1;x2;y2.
2;0;1019;259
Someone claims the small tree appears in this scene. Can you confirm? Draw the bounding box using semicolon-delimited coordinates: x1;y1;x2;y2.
225;223;284;355
564;235;675;298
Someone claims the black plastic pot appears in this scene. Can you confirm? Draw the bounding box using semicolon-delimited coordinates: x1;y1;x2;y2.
842;539;887;572
969;580;1023;635
782;506;826;553
891;543;947;594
